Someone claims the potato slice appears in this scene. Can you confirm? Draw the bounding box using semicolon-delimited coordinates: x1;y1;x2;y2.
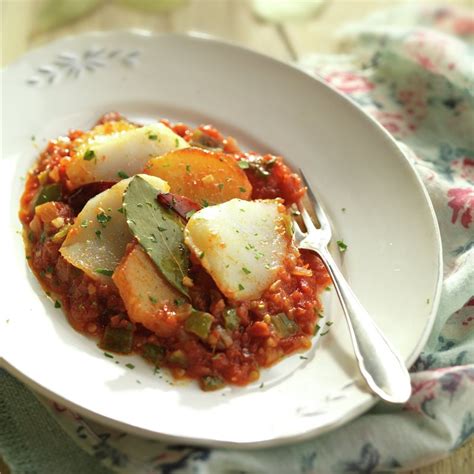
185;199;291;301
144;147;252;206
60;174;169;280
67;123;188;189
113;243;182;337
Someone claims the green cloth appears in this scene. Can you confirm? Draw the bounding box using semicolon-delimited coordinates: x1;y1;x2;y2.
0;370;112;474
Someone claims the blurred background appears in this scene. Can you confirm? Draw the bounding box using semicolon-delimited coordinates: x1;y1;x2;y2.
2;0;472;67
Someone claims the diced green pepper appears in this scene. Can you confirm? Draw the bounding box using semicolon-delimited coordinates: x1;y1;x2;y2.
200;375;225;391
223;308;239;331
51;224;71;244
99;325;134;354
35;183;61;206
245;155;277;178
168;349;188;368
270;313;298;338
184;310;213;339
190;129;223;150
142;343;165;365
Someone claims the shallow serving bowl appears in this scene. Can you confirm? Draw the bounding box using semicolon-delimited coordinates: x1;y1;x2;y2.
0;31;442;448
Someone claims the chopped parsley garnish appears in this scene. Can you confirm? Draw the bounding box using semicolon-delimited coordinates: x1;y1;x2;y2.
149;295;158;304
341;207;346;212
199;251;205;259
300;356;308;360
80;220;88;228
314;307;324;317
157;226;166;232
95;230;102;239
185;210;196;219
320;322;333;336
117;170;129;179
54;300;61;308
125;363;135;369
83;149;96;161
117;207;124;214
242;267;251;274
238;160;250;169
239;187;246;193
174;298;184;306
238;283;245;291
96;212;112;227
104;352;114;358
148;134;158;140
259;382;264;389
185;164;191;173
201;199;209;207
336;240;348;252
175;138;179;147
95;268;113;277
218;183;224;190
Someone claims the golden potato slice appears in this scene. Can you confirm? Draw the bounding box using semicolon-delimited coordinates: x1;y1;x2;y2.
67;123;188;190
144;147;252;206
113;243;182;337
60;175;169;281
185;199;291;301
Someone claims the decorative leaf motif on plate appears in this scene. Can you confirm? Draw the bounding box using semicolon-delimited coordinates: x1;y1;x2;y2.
26;47;140;86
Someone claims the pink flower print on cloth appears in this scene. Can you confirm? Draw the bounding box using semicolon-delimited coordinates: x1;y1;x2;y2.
448;187;474;229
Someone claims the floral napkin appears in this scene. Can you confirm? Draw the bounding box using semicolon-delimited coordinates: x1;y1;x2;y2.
1;4;473;474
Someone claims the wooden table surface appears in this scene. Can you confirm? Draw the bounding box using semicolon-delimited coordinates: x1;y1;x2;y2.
1;0;473;473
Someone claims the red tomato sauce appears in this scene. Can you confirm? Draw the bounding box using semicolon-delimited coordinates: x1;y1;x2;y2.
20;114;331;390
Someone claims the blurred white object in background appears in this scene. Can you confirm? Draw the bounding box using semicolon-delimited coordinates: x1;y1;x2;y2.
252;0;328;22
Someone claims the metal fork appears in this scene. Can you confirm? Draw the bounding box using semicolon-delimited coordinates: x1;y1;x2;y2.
293;170;411;404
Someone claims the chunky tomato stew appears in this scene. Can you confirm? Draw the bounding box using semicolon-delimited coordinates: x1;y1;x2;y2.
20;113;331;390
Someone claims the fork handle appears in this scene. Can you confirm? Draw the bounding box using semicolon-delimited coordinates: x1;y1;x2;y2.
316;247;412;403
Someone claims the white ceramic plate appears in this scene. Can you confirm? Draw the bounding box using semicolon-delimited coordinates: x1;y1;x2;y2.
0;31;442;448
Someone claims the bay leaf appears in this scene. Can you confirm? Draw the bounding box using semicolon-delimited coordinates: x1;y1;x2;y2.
123;176;190;297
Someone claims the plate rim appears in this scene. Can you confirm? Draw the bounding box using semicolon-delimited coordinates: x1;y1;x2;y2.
0;29;443;448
